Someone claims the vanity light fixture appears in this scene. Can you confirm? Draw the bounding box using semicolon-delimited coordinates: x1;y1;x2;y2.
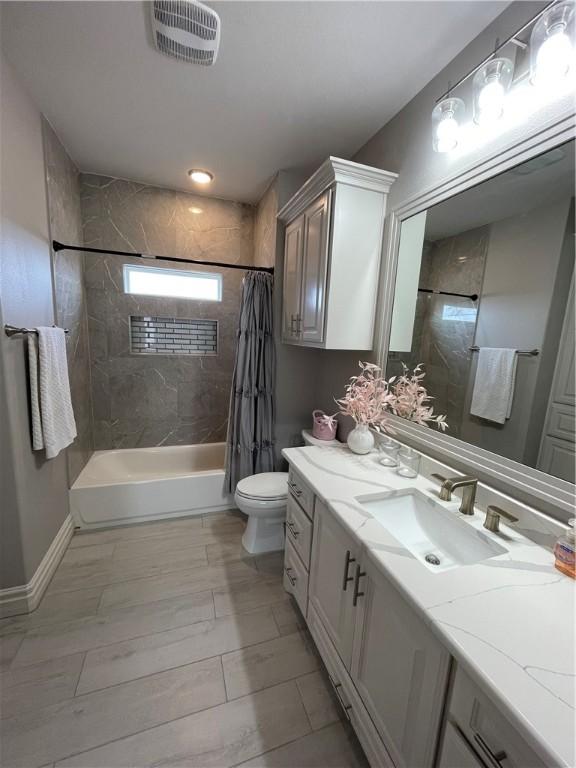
188;169;214;184
530;1;574;87
473;57;514;125
431;97;465;153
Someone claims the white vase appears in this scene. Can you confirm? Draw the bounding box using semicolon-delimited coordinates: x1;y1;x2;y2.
347;423;374;455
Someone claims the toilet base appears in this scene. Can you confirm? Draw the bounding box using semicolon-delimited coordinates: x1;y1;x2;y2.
242;515;285;554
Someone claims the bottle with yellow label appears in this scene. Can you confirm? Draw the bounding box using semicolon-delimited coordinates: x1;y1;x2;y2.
554;518;575;579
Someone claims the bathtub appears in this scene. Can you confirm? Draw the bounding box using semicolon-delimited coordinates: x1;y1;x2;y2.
70;443;234;529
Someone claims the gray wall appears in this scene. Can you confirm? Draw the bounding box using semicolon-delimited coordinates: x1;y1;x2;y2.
80;174;254;449
0;54;69;588
460;197;574;464
313;1;562;433
43;120;93;484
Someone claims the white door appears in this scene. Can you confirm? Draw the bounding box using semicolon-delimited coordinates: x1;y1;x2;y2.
300;191;331;343
350;557;450;768
538;277;575;481
308;498;359;669
282;215;304;341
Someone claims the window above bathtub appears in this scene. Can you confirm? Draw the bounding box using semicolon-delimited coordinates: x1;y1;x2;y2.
123;264;222;302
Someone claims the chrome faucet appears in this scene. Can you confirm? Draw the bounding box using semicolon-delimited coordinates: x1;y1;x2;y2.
431;473;478;515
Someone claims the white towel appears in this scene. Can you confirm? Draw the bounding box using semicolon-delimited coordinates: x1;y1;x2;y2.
470;347;518;424
28;327;77;458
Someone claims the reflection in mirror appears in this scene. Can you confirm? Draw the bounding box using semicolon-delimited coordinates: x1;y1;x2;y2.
387;140;575;484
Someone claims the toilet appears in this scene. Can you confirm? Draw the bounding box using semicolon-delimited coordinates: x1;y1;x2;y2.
235;472;289;554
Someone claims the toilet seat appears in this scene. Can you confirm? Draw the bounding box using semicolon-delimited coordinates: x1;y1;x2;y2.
236;472;288;502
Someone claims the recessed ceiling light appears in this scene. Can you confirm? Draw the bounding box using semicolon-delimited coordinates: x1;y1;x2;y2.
188;169;214;184
188;206;203;214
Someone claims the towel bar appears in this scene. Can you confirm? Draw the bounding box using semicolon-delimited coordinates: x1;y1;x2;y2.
469;346;539;356
4;324;70;338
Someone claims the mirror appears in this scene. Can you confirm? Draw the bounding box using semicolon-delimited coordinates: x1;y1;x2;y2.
387;140;575;484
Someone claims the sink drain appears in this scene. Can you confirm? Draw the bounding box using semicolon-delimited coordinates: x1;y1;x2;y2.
424;553;441;566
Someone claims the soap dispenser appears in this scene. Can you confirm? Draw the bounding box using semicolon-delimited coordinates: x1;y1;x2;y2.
554;519;575;579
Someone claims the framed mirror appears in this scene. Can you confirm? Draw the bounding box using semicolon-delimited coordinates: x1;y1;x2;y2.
384;139;575;494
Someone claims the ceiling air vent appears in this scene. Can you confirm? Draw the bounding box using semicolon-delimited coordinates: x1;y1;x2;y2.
151;0;221;66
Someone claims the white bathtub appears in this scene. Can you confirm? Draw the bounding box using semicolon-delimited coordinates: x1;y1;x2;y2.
70;443;234;529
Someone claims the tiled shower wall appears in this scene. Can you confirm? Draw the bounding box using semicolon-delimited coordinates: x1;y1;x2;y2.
80;174;254;449
388;226;488;438
43;121;93;483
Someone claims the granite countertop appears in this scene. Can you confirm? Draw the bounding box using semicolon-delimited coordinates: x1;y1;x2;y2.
282;444;575;768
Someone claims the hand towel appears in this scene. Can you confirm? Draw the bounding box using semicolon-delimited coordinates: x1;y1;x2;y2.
32;327;77;458
470;347;517;424
27;332;44;450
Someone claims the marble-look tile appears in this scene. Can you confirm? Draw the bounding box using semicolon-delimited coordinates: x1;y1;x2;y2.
81;172;254;451
111;528;240;560
0;588;103;638
0;634;24;672
214;577;290;617
271;599;307;636
56;680;310;768
12;591;215;667
0;652;85;718
237;721;369;768
99;560;259;610
68;515;204;548
254;551;284;578
2;656;225;767
76;607;279;695
206;540;254;566
202;510;246;530
48;543;208;593
60;543;115;565
222;631;319;699
296;671;340;730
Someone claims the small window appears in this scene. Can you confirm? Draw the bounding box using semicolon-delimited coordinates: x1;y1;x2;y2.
123;264;222;302
441;305;477;323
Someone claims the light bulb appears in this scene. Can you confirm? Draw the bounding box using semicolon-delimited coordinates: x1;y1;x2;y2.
435;114;459;152
477;80;505;124
534;29;573;85
188;169;214;184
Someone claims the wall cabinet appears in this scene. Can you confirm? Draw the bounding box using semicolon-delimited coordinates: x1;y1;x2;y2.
278;157;397;349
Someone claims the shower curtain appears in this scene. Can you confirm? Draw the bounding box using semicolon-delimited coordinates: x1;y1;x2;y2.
224;271;275;493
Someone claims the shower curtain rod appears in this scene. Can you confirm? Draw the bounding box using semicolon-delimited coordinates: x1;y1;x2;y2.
418;288;478;301
52;241;275;274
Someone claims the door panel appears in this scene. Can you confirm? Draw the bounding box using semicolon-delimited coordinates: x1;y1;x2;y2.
308;498;358;669
282;215;304;341
351;557;450;768
300;191;331;343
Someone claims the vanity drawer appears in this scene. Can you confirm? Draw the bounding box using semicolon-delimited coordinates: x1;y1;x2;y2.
449;666;547;768
283;538;309;617
288;467;314;519
286;494;313;568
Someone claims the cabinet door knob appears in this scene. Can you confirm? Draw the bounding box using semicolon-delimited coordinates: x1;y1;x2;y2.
342;550;356;591
352;564;366;606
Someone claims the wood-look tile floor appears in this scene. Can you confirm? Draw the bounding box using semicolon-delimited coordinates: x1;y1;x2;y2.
0;512;369;768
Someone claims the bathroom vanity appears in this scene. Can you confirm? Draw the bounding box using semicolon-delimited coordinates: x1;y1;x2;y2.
282;444;574;768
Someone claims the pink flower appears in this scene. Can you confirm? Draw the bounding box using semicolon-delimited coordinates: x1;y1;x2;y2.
336;362;448;433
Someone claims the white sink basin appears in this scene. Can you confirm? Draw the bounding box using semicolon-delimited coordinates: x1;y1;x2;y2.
356;490;507;572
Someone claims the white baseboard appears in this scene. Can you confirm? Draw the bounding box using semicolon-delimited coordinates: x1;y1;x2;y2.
0;514;74;618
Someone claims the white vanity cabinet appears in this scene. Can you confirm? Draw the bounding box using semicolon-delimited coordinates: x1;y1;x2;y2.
278;157;397;349
351;555;450;768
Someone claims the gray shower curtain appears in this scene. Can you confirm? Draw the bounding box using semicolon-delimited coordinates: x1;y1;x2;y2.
224;271;275;493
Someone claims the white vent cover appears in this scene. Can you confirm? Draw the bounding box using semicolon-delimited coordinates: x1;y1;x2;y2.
151;0;221;66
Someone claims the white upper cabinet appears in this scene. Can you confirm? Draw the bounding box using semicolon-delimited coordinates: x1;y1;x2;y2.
278;157;397;350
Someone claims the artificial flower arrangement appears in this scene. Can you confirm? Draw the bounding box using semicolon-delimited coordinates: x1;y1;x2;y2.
336;361;447;454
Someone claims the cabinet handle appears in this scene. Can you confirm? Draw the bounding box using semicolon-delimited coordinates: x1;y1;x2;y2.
288;481;302;497
287;521;300;539
290;315;296;334
296;314;302;334
328;674;352;721
473;733;507;767
352;564;366;607
284;566;297;587
342;550;356;591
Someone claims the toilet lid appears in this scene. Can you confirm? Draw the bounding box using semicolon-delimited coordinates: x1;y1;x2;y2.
236;472;289;501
